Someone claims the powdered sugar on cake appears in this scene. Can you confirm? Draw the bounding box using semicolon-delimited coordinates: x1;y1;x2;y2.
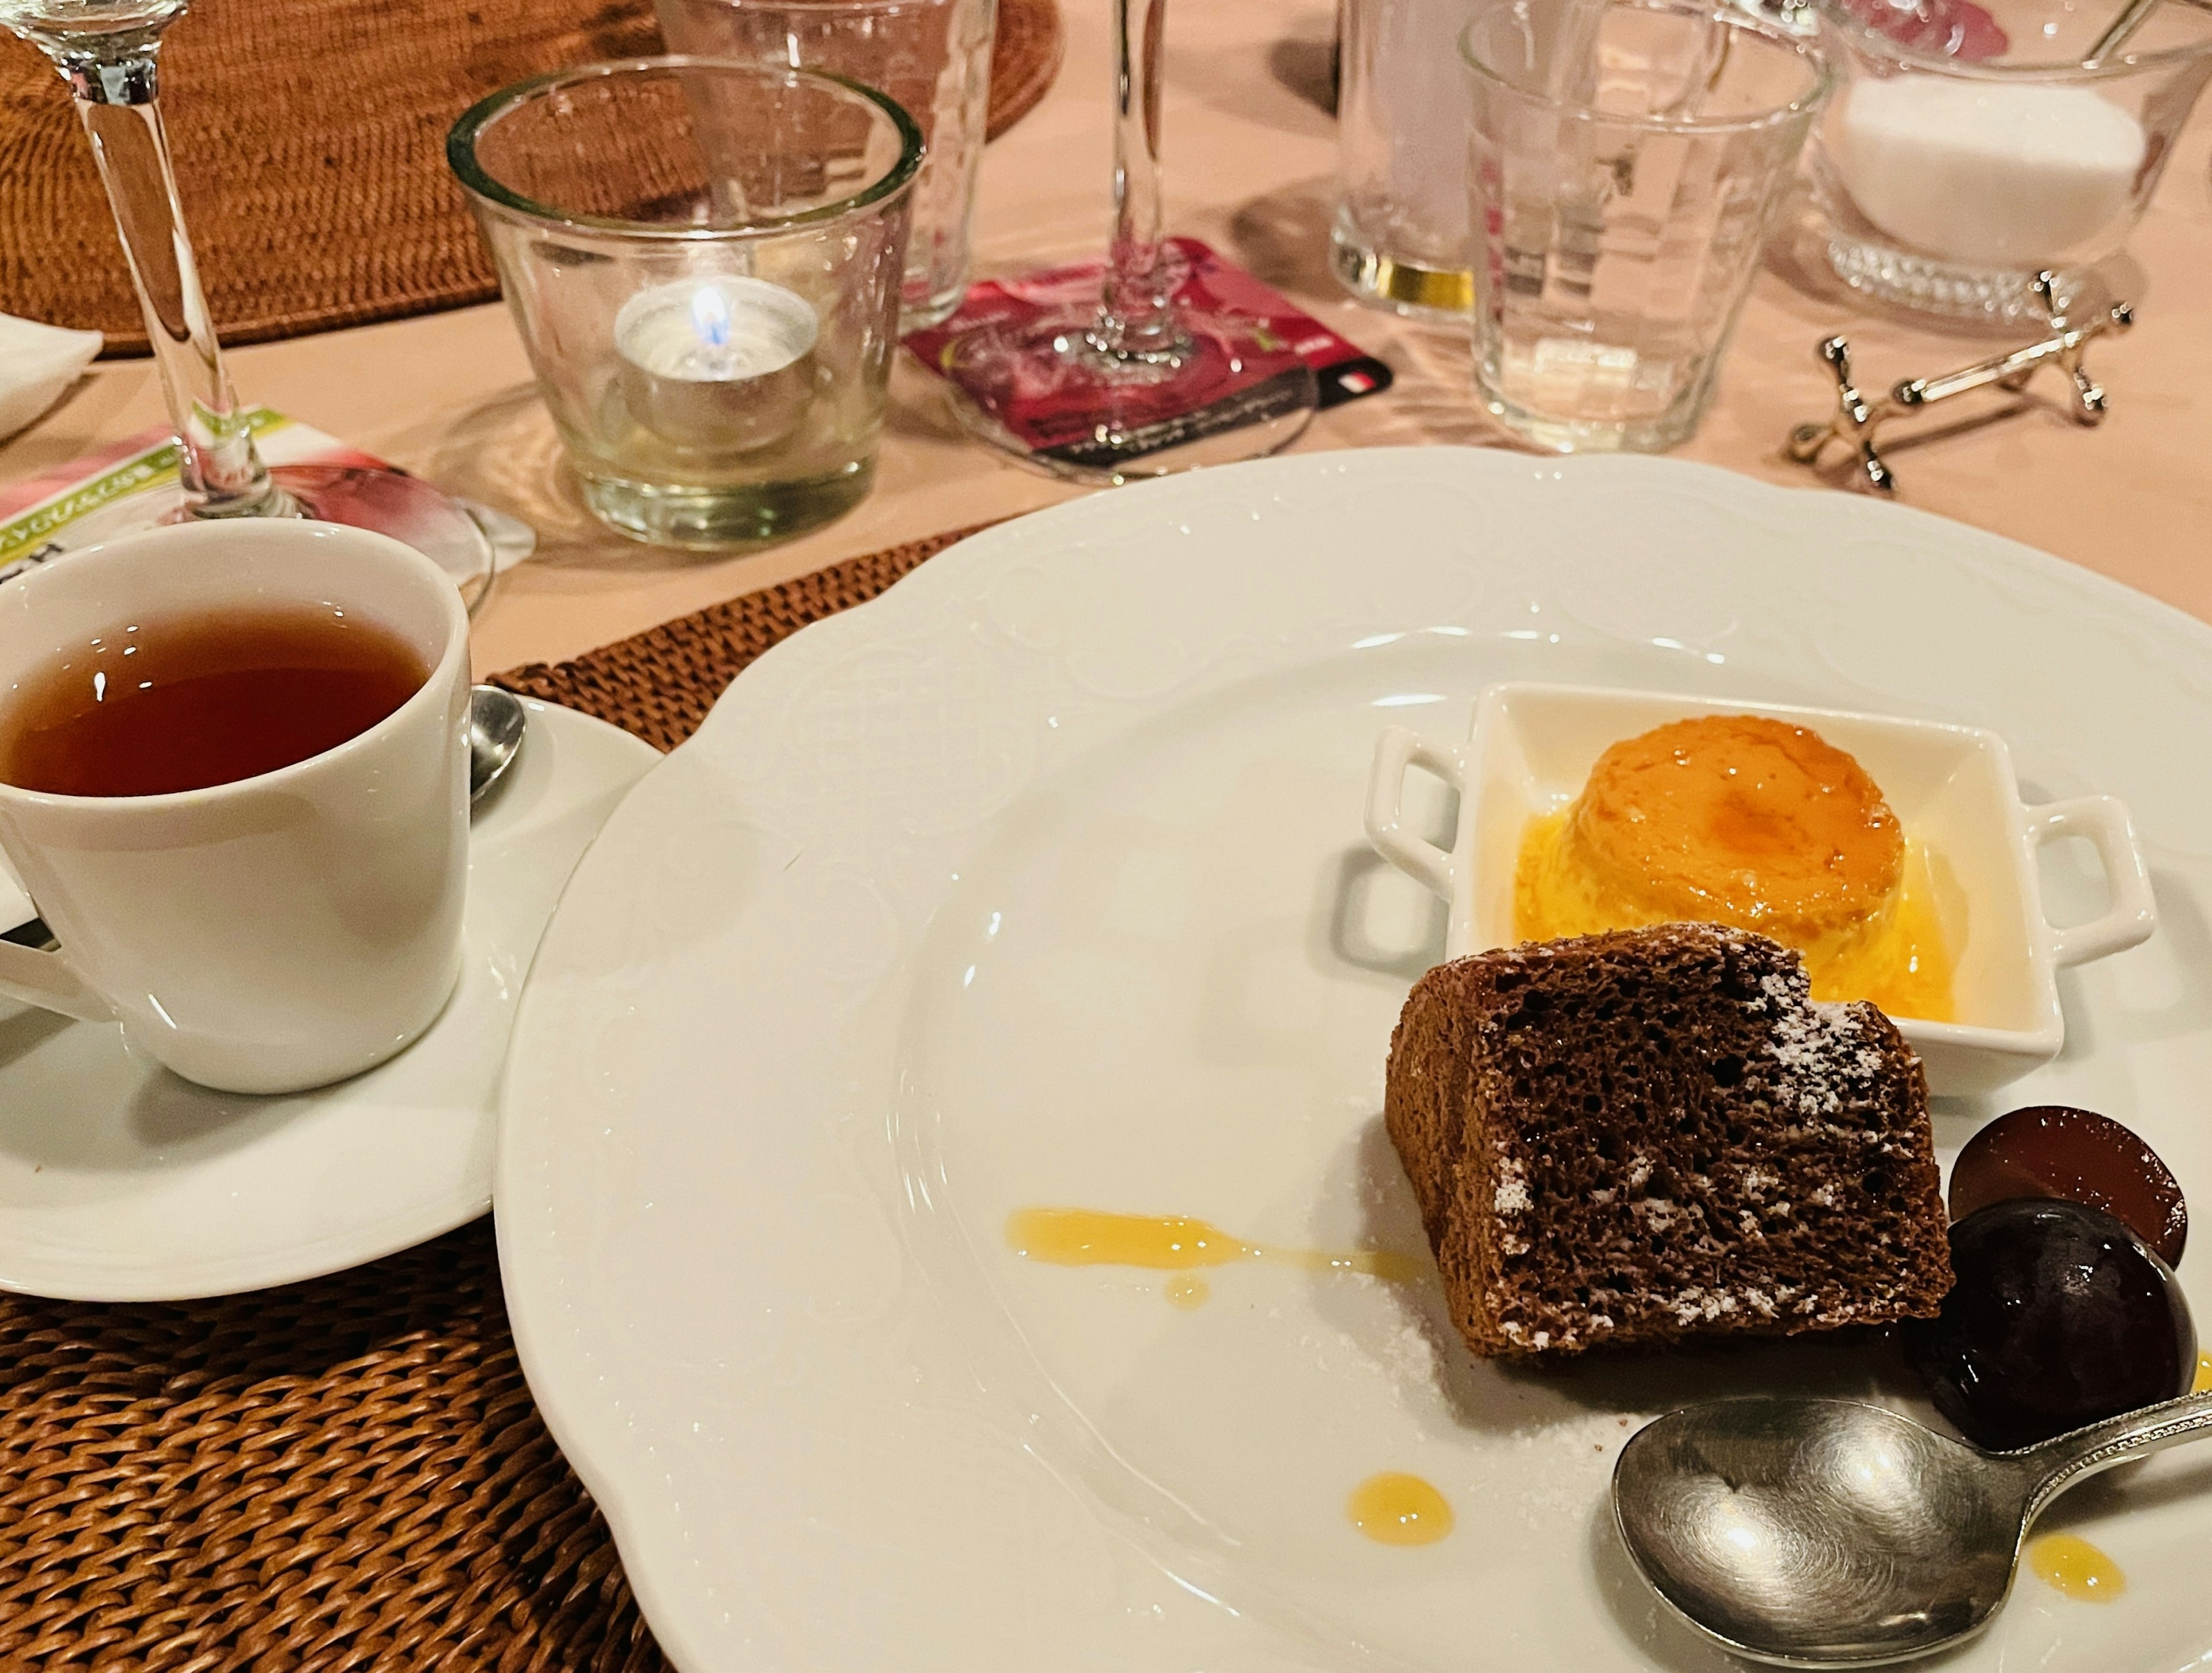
1494;1156;1531;1215
1761;971;1877;1118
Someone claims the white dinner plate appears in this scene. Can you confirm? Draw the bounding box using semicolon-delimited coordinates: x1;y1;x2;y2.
499;449;2212;1673
0;698;656;1300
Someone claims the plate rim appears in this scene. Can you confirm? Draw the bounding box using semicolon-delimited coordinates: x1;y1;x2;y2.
494;445;2212;1672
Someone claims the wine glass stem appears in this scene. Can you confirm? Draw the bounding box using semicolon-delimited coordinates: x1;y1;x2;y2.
63;46;282;517
1090;0;1187;364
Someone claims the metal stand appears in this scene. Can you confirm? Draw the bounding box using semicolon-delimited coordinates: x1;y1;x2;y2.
1787;272;2134;494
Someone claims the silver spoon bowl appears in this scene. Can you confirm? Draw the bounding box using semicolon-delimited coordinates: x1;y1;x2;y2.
1613;1391;2212;1667
467;684;528;804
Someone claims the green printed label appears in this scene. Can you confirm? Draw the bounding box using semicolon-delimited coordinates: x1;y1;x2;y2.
0;407;289;562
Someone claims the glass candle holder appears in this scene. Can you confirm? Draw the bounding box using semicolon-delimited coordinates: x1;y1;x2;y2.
1810;0;2212;323
653;0;995;332
1464;0;1833;453
448;59;921;550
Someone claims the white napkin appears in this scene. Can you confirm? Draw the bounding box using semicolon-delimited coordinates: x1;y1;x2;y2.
0;315;103;442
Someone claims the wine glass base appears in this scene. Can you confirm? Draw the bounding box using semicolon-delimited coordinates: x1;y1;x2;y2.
272;466;499;611
169;466;499;611
939;308;1317;485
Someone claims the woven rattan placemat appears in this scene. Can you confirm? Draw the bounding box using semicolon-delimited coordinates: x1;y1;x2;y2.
0;520;984;1670
0;0;1062;355
494;521;987;745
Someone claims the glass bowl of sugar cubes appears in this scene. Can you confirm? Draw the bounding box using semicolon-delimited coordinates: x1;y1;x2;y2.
1809;0;2212;323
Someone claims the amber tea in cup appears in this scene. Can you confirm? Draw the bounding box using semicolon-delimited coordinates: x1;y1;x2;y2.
0;606;428;798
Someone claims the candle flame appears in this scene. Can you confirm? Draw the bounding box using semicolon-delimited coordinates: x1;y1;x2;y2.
690;284;732;351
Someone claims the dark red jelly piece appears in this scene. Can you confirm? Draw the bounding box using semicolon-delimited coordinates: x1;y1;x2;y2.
1949;1105;2187;1267
1907;1198;2194;1451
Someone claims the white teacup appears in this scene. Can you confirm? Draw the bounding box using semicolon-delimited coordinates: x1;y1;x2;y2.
0;520;471;1095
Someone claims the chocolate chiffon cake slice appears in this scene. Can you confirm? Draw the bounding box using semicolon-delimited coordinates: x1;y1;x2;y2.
1385;923;1951;1358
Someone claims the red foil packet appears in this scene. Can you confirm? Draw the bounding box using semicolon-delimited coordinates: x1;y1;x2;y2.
904;238;1393;470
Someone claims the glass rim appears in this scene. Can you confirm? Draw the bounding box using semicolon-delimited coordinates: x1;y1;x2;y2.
1459;0;1838;133
445;55;926;240
1812;0;2212;80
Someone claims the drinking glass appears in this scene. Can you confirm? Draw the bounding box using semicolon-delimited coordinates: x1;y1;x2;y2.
935;0;1316;482
1463;0;1832;452
1810;0;2212;323
654;0;995;331
449;60;921;548
0;0;495;601
1335;0;1479;320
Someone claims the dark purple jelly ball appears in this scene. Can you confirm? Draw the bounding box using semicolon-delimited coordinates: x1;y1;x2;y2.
1907;1198;2194;1452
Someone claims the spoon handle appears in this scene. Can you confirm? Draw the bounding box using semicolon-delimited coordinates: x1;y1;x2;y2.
2084;0;2157;65
2019;1390;2212;1523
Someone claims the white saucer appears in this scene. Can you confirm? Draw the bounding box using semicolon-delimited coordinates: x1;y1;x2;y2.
0;698;657;1301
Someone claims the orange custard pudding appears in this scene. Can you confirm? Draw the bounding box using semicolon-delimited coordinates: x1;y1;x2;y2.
1514;715;1955;1020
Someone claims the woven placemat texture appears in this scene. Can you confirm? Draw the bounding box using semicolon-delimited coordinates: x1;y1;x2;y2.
0;0;1061;355
986;0;1064;153
0;1221;662;1672
494;520;991;748
0;523;981;1670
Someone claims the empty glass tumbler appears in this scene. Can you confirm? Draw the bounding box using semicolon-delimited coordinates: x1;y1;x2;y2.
1336;0;1480;319
1464;0;1833;452
449;60;921;548
656;0;995;330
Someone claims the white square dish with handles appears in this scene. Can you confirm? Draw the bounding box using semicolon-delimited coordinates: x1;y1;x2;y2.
1363;682;2157;1095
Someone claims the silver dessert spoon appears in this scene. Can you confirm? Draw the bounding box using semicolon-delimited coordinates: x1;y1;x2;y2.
1613;1392;2212;1667
467;684;528;805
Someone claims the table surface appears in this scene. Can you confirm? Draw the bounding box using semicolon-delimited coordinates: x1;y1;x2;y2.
6;0;2210;678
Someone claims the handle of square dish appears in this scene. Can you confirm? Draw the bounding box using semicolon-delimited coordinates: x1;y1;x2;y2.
1365;726;1462;902
2027;796;2157;967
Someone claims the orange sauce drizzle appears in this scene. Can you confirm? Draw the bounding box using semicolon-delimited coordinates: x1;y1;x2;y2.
1347;1472;1454;1546
2028;1533;2124;1602
1005;1208;1423;1307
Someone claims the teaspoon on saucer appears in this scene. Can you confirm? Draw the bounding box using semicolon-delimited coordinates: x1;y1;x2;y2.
467;684;528;804
1613;1392;2212;1667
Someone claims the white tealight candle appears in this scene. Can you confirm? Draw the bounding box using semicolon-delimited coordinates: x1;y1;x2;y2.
613;276;820;452
1836;78;2146;270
